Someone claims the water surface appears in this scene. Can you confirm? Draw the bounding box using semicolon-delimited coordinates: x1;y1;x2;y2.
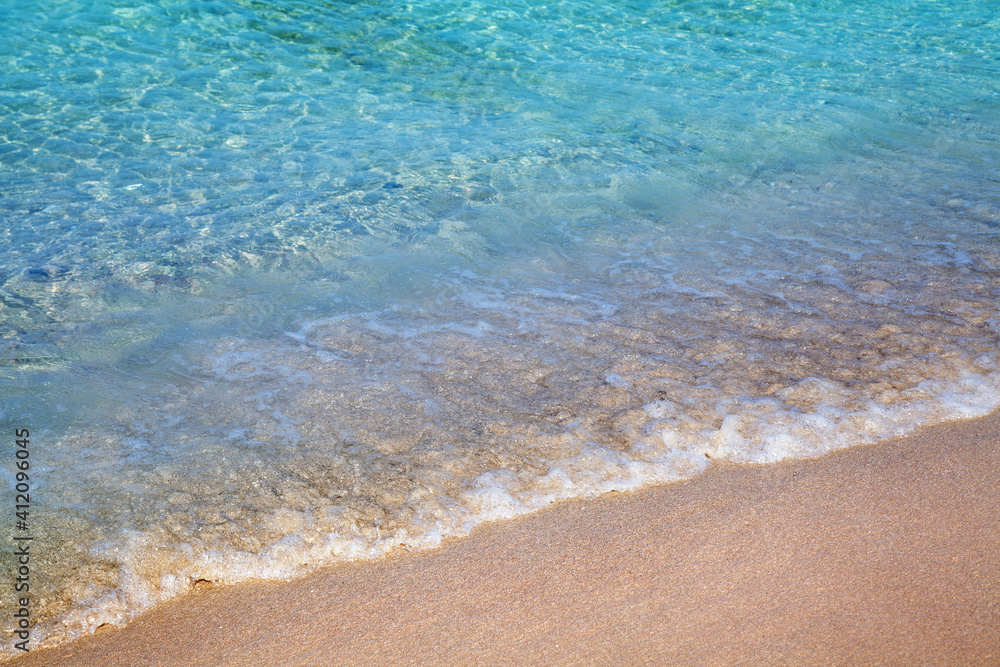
2;0;999;656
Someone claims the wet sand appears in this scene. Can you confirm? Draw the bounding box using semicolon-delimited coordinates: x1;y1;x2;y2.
12;412;1000;666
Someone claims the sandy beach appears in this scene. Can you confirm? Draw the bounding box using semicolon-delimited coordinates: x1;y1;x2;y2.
4;1;1000;665
12;411;1000;666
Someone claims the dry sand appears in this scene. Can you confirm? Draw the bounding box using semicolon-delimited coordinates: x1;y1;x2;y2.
12;412;1000;666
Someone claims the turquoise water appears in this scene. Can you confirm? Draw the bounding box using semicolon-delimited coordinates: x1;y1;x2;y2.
3;0;1000;655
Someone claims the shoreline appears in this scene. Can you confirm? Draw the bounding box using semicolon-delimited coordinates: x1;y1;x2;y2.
11;411;1000;666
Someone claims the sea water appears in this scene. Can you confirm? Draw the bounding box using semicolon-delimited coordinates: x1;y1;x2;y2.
2;0;999;656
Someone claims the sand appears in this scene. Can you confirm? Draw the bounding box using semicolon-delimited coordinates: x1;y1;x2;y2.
10;412;1000;666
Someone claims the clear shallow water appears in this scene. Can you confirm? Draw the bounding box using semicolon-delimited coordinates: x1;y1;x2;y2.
2;0;1000;656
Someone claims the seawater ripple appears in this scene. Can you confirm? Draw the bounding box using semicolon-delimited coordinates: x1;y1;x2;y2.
2;0;1000;658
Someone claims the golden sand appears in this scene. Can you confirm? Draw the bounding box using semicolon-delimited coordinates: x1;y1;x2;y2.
12;412;1000;666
